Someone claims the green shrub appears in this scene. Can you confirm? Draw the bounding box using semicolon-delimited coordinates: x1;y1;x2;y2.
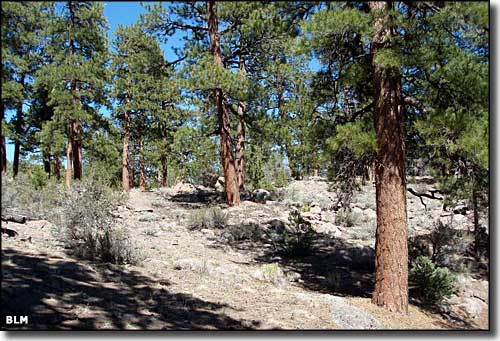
29;166;50;189
279;210;314;257
188;207;228;230
409;256;456;305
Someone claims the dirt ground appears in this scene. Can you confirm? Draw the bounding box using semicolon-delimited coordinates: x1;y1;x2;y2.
1;188;488;330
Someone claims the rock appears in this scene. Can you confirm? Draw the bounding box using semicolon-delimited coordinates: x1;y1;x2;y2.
200;228;215;237
314;222;342;237
252;189;271;203
457;297;488;318
301;211;321;222
310;206;322;214
453;201;469;215
173;258;205;271
172;181;197;194
215;177;225;192
352;207;364;216
293;293;381;329
363;208;377;221
286;271;301;282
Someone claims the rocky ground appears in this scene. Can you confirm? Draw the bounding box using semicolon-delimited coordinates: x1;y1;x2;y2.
1;177;489;330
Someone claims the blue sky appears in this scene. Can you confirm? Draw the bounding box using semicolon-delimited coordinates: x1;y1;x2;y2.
5;2;319;163
6;2;179;162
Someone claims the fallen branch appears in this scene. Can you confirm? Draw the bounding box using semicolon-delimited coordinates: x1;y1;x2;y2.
407;187;444;210
1;215;27;224
1;228;19;237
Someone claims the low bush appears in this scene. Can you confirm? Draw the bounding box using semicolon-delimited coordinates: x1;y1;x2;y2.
187;207;228;230
335;208;357;227
1;172;66;220
409;256;456;305
58;179;139;265
279;210;314;257
221;223;262;243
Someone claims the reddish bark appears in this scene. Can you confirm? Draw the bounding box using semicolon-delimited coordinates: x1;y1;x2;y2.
235;56;246;190
139;136;146;191
53;153;61;180
66;120;74;188
370;1;408;314
122;109;131;191
207;0;240;206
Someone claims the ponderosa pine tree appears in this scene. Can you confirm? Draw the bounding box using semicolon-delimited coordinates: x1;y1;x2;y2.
1;2;52;177
37;1;108;187
111;24;166;191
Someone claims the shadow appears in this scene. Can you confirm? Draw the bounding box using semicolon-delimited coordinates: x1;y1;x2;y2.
210;228;375;298
168;190;226;209
167;189;254;209
1;247;258;330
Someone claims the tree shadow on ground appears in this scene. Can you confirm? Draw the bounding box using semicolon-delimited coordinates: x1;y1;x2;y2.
210;228;376;298
167;191;225;209
167;189;254;209
1;247;258;330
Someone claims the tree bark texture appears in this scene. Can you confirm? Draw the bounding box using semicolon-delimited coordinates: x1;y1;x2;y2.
12;101;23;178
139;134;146;191
66;120;74;188
370;1;409;314
53;153;61;180
235;56;246;190
72;121;82;180
43;152;51;178
1;103;6;173
122;109;131;191
207;0;240;206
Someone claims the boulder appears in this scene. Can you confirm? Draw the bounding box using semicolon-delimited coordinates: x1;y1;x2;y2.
314;222;342;237
363;208;377;221
301;211;321;222
215;177;225;192
457;297;488;319
352;206;364;216
252;188;271;203
172;181;197;194
453;201;469;215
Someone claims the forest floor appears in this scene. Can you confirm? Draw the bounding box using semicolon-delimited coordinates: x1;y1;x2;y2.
1;178;489;330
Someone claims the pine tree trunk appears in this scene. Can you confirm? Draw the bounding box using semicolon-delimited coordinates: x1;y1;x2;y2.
12;102;23;178
370;1;408;314
72;121;82;180
43;152;51;178
1;102;7;173
139;135;146;191
129;145;135;189
207;0;240;206
122;110;131;191
235;56;246;191
13;141;20;178
53;153;61;180
161;159;168;187
66;120;74;188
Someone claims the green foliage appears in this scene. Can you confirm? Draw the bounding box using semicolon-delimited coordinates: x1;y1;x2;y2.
280;209;314;258
28;165;50;190
409;256;456;305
